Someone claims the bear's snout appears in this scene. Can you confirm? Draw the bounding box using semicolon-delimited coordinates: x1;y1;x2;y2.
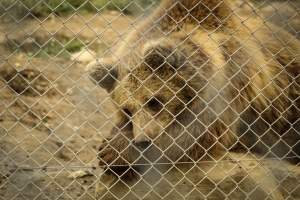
133;134;152;150
133;140;152;150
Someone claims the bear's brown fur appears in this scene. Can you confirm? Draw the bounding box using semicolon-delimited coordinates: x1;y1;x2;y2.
88;0;300;178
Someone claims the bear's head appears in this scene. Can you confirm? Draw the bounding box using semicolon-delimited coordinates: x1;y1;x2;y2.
87;31;228;162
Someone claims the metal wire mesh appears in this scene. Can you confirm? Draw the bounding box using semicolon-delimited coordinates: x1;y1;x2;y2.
0;0;299;199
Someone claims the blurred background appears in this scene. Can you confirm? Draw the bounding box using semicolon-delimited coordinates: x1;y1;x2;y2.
0;0;160;17
0;0;298;62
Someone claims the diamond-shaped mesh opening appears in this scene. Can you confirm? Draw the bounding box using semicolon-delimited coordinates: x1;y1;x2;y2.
0;0;300;199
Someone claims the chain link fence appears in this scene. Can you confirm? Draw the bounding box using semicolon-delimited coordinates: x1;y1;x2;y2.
0;0;299;199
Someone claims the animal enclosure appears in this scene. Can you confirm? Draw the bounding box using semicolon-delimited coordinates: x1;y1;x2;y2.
0;0;299;200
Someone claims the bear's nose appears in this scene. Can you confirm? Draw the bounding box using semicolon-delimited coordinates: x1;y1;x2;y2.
134;141;151;149
133;135;151;149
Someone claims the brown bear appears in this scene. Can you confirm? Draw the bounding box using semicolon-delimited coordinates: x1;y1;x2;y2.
87;0;300;178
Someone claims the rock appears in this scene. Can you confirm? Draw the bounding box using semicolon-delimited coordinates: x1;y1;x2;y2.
260;2;300;37
0;67;56;96
95;153;300;200
68;170;93;179
235;1;300;38
71;49;96;63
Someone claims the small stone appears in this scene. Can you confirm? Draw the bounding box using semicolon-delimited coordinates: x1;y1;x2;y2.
71;50;96;63
68;170;92;179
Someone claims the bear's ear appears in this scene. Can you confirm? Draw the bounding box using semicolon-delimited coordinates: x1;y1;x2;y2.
86;60;118;93
143;41;185;70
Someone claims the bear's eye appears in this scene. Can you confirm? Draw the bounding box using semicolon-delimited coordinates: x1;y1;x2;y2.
123;108;132;117
146;97;163;113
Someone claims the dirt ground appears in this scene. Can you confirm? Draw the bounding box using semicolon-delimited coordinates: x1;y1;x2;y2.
0;3;299;200
0;11;134;200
